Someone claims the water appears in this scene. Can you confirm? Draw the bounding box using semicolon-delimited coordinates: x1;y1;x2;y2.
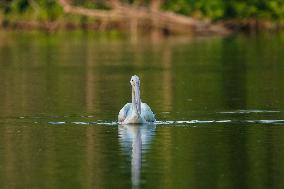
0;31;284;189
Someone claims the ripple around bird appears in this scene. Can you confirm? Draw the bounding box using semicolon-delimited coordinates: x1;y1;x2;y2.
0;110;283;126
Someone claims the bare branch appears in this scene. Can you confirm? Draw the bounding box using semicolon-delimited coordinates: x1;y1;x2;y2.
58;0;125;20
150;0;163;11
106;0;122;9
57;0;228;35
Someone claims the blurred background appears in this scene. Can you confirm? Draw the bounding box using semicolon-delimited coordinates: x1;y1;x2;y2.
1;0;284;34
0;1;284;189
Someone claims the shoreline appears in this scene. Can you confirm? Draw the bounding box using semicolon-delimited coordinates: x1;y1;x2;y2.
1;18;284;36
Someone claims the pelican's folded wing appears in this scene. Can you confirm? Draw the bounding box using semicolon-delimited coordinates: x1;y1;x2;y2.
141;103;155;122
118;103;131;122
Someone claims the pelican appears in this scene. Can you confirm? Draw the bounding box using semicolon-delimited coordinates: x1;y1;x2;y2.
118;75;155;124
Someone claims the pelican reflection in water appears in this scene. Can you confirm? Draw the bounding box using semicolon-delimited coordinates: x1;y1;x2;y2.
119;124;156;188
118;75;155;124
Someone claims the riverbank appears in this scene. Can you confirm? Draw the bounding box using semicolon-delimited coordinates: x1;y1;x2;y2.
0;3;228;36
2;18;284;36
1;0;284;36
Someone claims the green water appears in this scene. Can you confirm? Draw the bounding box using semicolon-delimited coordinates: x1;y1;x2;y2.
0;31;284;189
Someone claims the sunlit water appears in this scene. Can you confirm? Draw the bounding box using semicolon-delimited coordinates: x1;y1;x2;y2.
0;31;284;189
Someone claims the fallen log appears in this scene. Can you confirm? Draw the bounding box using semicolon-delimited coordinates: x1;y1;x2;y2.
58;0;228;35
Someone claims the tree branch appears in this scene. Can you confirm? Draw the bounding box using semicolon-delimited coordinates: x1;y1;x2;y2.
150;0;163;11
57;0;228;35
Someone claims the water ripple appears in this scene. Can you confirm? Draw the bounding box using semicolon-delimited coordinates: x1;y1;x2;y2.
156;120;284;125
48;121;66;125
218;109;280;114
1;115;283;126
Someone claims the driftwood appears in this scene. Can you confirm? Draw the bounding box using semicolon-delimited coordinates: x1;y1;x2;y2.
58;0;228;35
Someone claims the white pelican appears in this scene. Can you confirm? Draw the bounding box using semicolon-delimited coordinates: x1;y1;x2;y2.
118;75;155;124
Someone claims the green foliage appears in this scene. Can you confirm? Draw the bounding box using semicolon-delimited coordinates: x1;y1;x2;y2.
0;0;284;25
223;0;284;19
163;0;225;20
163;0;284;20
0;0;63;21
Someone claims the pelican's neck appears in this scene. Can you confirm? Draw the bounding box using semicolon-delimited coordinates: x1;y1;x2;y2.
132;85;141;115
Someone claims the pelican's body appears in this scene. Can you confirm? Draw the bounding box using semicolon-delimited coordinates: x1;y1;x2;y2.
118;75;155;124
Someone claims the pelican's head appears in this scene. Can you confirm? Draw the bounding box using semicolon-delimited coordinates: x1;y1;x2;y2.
130;75;141;114
130;75;140;87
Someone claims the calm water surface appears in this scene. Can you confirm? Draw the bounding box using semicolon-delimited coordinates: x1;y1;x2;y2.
0;31;284;189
